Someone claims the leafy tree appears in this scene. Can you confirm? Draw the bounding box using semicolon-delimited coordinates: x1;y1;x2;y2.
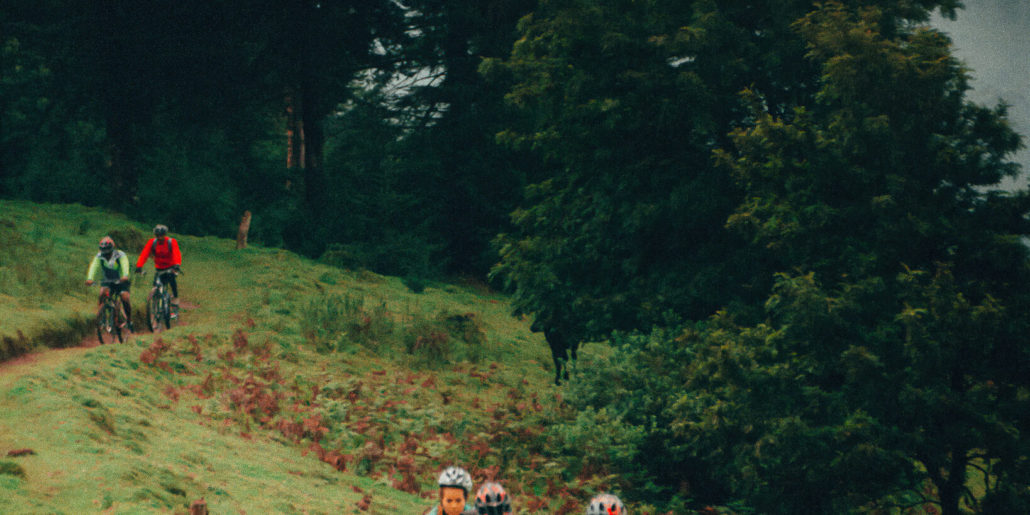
504;0;1030;512
489;0;829;342
370;0;538;275
679;4;1027;513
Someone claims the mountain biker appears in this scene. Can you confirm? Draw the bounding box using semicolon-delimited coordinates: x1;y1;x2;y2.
85;236;133;331
135;224;182;319
474;481;512;515
586;493;627;515
425;466;475;515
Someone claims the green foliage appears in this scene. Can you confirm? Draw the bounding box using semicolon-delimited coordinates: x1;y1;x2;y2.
490;0;821;341
403;312;488;366
498;1;1030;512
107;225;147;253
684;3;1030;513
134;119;241;237
0;462;26;479
298;294;397;353
554;331;715;511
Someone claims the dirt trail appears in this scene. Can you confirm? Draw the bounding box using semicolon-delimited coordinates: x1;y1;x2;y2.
0;334;123;390
0;305;192;389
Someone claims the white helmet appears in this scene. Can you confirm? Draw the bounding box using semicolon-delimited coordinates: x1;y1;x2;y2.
586;493;627;515
438;466;473;495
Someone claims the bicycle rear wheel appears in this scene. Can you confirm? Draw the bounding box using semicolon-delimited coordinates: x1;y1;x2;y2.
97;304;116;344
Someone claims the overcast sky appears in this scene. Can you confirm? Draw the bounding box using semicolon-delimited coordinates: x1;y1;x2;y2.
932;0;1030;189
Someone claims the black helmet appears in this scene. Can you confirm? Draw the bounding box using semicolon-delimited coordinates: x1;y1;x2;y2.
154;224;168;237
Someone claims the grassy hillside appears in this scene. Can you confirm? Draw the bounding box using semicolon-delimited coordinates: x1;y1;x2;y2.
0;200;593;514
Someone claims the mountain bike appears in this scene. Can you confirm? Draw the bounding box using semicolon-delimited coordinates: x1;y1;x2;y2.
143;269;179;333
94;285;127;344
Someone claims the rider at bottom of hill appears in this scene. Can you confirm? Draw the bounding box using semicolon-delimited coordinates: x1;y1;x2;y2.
135;224;182;319
86;236;133;331
426;466;476;515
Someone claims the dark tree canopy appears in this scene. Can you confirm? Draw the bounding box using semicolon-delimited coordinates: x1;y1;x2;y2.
2;0;1029;511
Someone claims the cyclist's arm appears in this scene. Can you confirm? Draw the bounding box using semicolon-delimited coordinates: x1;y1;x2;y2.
117;252;131;280
87;256;100;281
171;238;182;266
135;238;153;269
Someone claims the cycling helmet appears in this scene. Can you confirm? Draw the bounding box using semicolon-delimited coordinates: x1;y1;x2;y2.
475;481;512;515
438;466;473;496
99;236;115;253
586;493;626;515
154;224;168;237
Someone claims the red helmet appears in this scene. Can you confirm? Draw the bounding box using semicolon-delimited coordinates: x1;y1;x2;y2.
99;236;115;253
474;481;512;515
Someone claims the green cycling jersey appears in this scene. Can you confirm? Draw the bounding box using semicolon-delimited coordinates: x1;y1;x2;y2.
87;250;131;284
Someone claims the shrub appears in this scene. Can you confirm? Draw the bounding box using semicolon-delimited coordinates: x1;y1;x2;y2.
551;326;714;511
402;311;487;365
0;461;26;479
299;294;395;351
403;317;452;365
108;226;148;253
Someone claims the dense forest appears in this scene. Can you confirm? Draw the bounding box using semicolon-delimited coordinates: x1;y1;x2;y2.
3;0;1030;512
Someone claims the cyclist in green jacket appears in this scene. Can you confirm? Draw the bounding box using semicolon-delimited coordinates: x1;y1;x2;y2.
86;236;133;331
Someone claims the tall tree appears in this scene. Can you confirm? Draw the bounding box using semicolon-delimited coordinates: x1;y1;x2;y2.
692;4;1029;512
490;0;826;342
553;2;1029;512
376;0;537;274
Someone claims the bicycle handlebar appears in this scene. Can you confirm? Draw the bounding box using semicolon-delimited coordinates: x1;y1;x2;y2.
136;268;183;276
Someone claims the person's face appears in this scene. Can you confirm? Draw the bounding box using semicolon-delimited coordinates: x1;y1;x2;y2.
440;487;466;515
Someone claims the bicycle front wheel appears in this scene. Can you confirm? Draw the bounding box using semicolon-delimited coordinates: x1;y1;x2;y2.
146;291;163;333
97;304;116;344
162;292;172;330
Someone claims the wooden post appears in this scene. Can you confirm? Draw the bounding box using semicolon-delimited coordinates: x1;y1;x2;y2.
236;210;251;250
189;498;208;515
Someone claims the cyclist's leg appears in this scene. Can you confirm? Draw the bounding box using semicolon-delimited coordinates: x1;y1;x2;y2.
165;272;179;318
98;286;111;316
168;273;179;306
119;289;132;330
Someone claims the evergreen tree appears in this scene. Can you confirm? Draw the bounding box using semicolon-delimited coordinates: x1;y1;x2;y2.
555;2;1029;512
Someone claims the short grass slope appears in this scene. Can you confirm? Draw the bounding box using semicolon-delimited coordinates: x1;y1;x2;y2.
0;200;590;514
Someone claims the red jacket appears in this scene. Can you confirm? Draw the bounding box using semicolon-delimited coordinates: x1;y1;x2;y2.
136;237;182;270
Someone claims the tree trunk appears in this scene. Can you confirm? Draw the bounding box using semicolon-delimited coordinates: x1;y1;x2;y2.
105;106;138;204
285;91;305;170
236;210;251;249
938;449;968;515
300;78;326;211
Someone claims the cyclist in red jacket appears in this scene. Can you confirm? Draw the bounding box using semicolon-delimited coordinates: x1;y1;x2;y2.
135;224;183;318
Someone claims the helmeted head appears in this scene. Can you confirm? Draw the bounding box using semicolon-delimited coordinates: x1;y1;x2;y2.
154;224;168;238
99;236;115;257
437;466;473;515
586;493;626;515
475;481;512;515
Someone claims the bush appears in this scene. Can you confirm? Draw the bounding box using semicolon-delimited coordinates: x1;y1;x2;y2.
299;294;395;352
108;226;148;253
402;311;487;366
0;461;26;479
552;326;719;511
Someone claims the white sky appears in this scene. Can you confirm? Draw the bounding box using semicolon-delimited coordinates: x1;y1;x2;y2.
932;0;1030;189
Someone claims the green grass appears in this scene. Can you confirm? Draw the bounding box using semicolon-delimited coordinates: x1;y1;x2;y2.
0;199;587;514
